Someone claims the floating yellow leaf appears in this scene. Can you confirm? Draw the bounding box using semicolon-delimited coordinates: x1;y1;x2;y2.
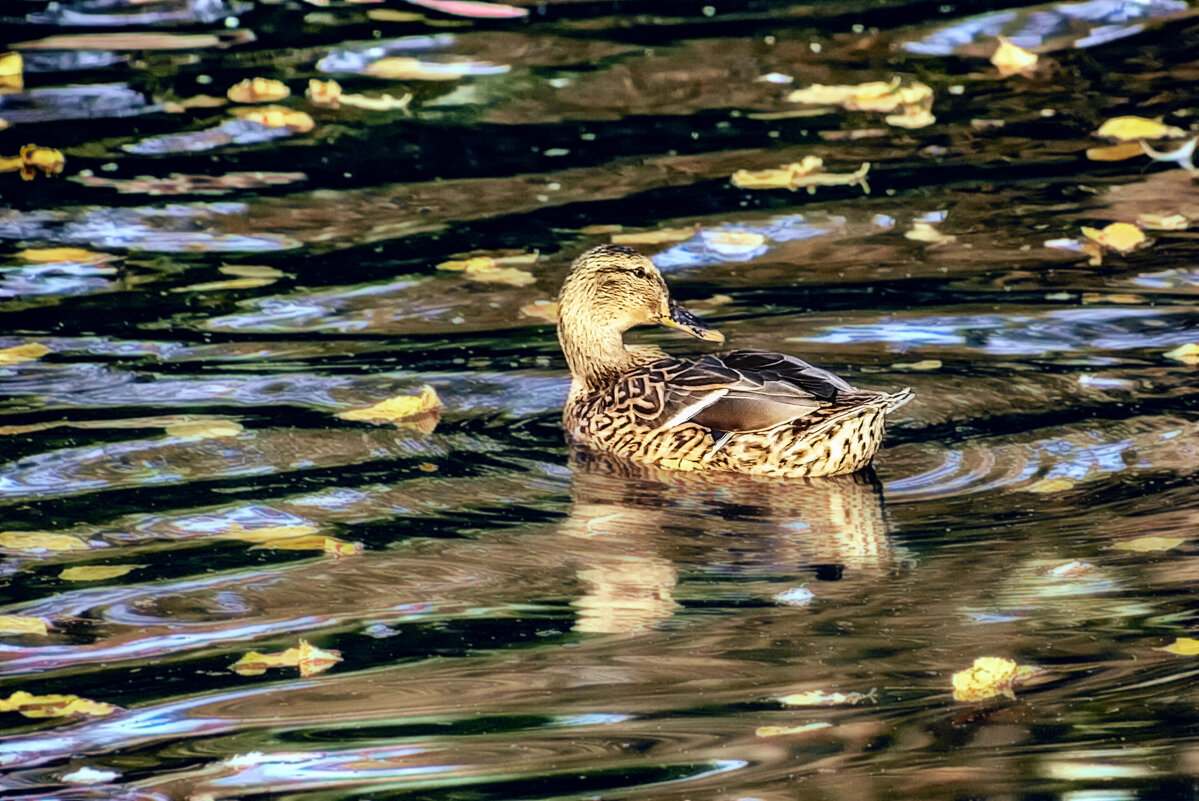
732;158;871;195
786;80;897;106
579;224;623;235
756;722;832;737
165;419;245;439
952;656;1040;702
1081;292;1144;305
227;77;290;104
610;226;699;245
886;108;936;129
779;688;876;706
60;565;143;582
0;616;48;636
217;524;320;543
437;252;538;271
1027;477;1075;494
1086;143;1145;162
1137;213;1189;231
20;144;65;178
16;247;112;264
0;343;50;366
363;57;502;81
0;691;116;719
229;106;315;132
1096;116;1186;141
307;78;343;107
463;266;535;287
905;222;956;244
1113;536;1185;552
230;639;342;677
0;530;89;551
162;94;227;113
1156;638;1199;656
250;535;363;556
366;9;425;21
219;264;286;278
336;385;441;423
170;277;277;293
1081;222;1145;254
991;36;1038;77
1164;344;1199;365
0;51;22;92
520;300;559;323
340;92;413;111
892;359;942;371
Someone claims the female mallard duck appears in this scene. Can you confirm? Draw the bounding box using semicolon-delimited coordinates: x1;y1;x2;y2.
558;244;913;478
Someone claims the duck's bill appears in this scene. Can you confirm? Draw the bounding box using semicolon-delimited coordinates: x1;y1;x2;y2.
658;300;724;343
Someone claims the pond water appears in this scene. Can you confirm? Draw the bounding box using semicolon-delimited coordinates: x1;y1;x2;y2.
1;0;1198;798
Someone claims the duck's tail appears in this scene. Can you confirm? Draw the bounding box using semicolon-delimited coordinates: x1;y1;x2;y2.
883;387;915;413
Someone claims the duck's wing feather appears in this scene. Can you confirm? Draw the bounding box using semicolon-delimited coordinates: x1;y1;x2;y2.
652;350;864;433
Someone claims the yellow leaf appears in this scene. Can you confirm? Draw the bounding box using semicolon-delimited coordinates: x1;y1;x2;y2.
1137;213;1189;231
0;52;21;77
1113;536;1185;552
520;300;559;323
170;277;277;293
1027;478;1075;494
464;266;536;287
892;359;942;371
778;688;876;706
336;385;441;423
60;565;143;581
991;36;1038;77
297;639;343;677
306;78;343;107
216;524;320;543
1081;222;1146;254
952;656;1039;702
1096;116;1186;141
1086;143;1146;162
16;247;112;264
229;639;342;677
165;420;244;439
20;144;65;176
0;530;89;551
250;535;363;556
1157;638;1199;656
755;722;832;737
229;106;314;132
905;222;956;244
1081;292;1144;305
339;92;413;111
366;9;425;21
1164;344;1199;365
227;77;290;104
731;159;871;194
363;57;502;81
218;264;285;278
610;226;699;245
0;616;48;635
0;343;50;366
787;80;896;106
0;691;116;718
885;108;936;129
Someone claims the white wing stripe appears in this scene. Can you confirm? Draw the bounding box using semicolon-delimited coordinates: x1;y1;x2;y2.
657;388;729;429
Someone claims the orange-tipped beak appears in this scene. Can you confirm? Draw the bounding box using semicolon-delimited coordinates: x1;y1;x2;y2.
657;300;724;343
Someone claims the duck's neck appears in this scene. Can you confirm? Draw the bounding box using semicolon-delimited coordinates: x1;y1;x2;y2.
558;310;634;394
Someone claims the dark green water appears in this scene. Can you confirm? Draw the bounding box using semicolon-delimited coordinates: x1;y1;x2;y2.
1;0;1198;798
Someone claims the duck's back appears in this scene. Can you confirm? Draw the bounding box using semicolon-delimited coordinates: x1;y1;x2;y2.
565;350;911;478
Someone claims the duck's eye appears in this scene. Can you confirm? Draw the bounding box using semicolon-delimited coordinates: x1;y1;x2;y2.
629;267;647;280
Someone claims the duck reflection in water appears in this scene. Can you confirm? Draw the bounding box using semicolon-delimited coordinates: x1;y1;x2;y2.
563;446;903;634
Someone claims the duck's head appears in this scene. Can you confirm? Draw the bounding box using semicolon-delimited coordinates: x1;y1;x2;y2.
558;244;723;343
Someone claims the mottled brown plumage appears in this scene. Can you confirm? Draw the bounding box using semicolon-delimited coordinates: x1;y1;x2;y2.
558;244;912;478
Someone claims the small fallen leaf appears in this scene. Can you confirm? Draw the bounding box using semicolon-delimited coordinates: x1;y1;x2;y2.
787;80;897;107
227;77;290;104
1081;292;1144;305
1081;222;1146;254
165;419;245;439
0;691;116;718
1156;637;1199;656
892;359;941;371
0;616;48;636
60;565;143;581
991;36;1038;77
756;722;832;737
1163;344;1199;365
520;300;559;323
363;57;506;81
230;639;342;677
1096;116;1186;141
0;52;22;92
1137;213;1189;231
463;266;536;287
0;530;89;551
229;106;315;132
250;535;363;556
16;248;113;264
1113;536;1185;552
1086;143;1146;162
1026;478;1075;494
0;343;51;366
779;688;877;706
367;9;426;21
336;385;441;423
885;108;936;129
307;78;342;107
170;277;277;293
219;264;286;278
217;524;321;543
340;92;414;111
20;144;65;178
952;656;1040;702
732;158;871;194
610;226;699;245
904;222;956;244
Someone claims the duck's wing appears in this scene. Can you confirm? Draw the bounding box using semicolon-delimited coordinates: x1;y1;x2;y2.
653;350;866;433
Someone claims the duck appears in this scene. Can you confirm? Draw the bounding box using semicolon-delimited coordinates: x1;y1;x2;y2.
557;244;913;478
